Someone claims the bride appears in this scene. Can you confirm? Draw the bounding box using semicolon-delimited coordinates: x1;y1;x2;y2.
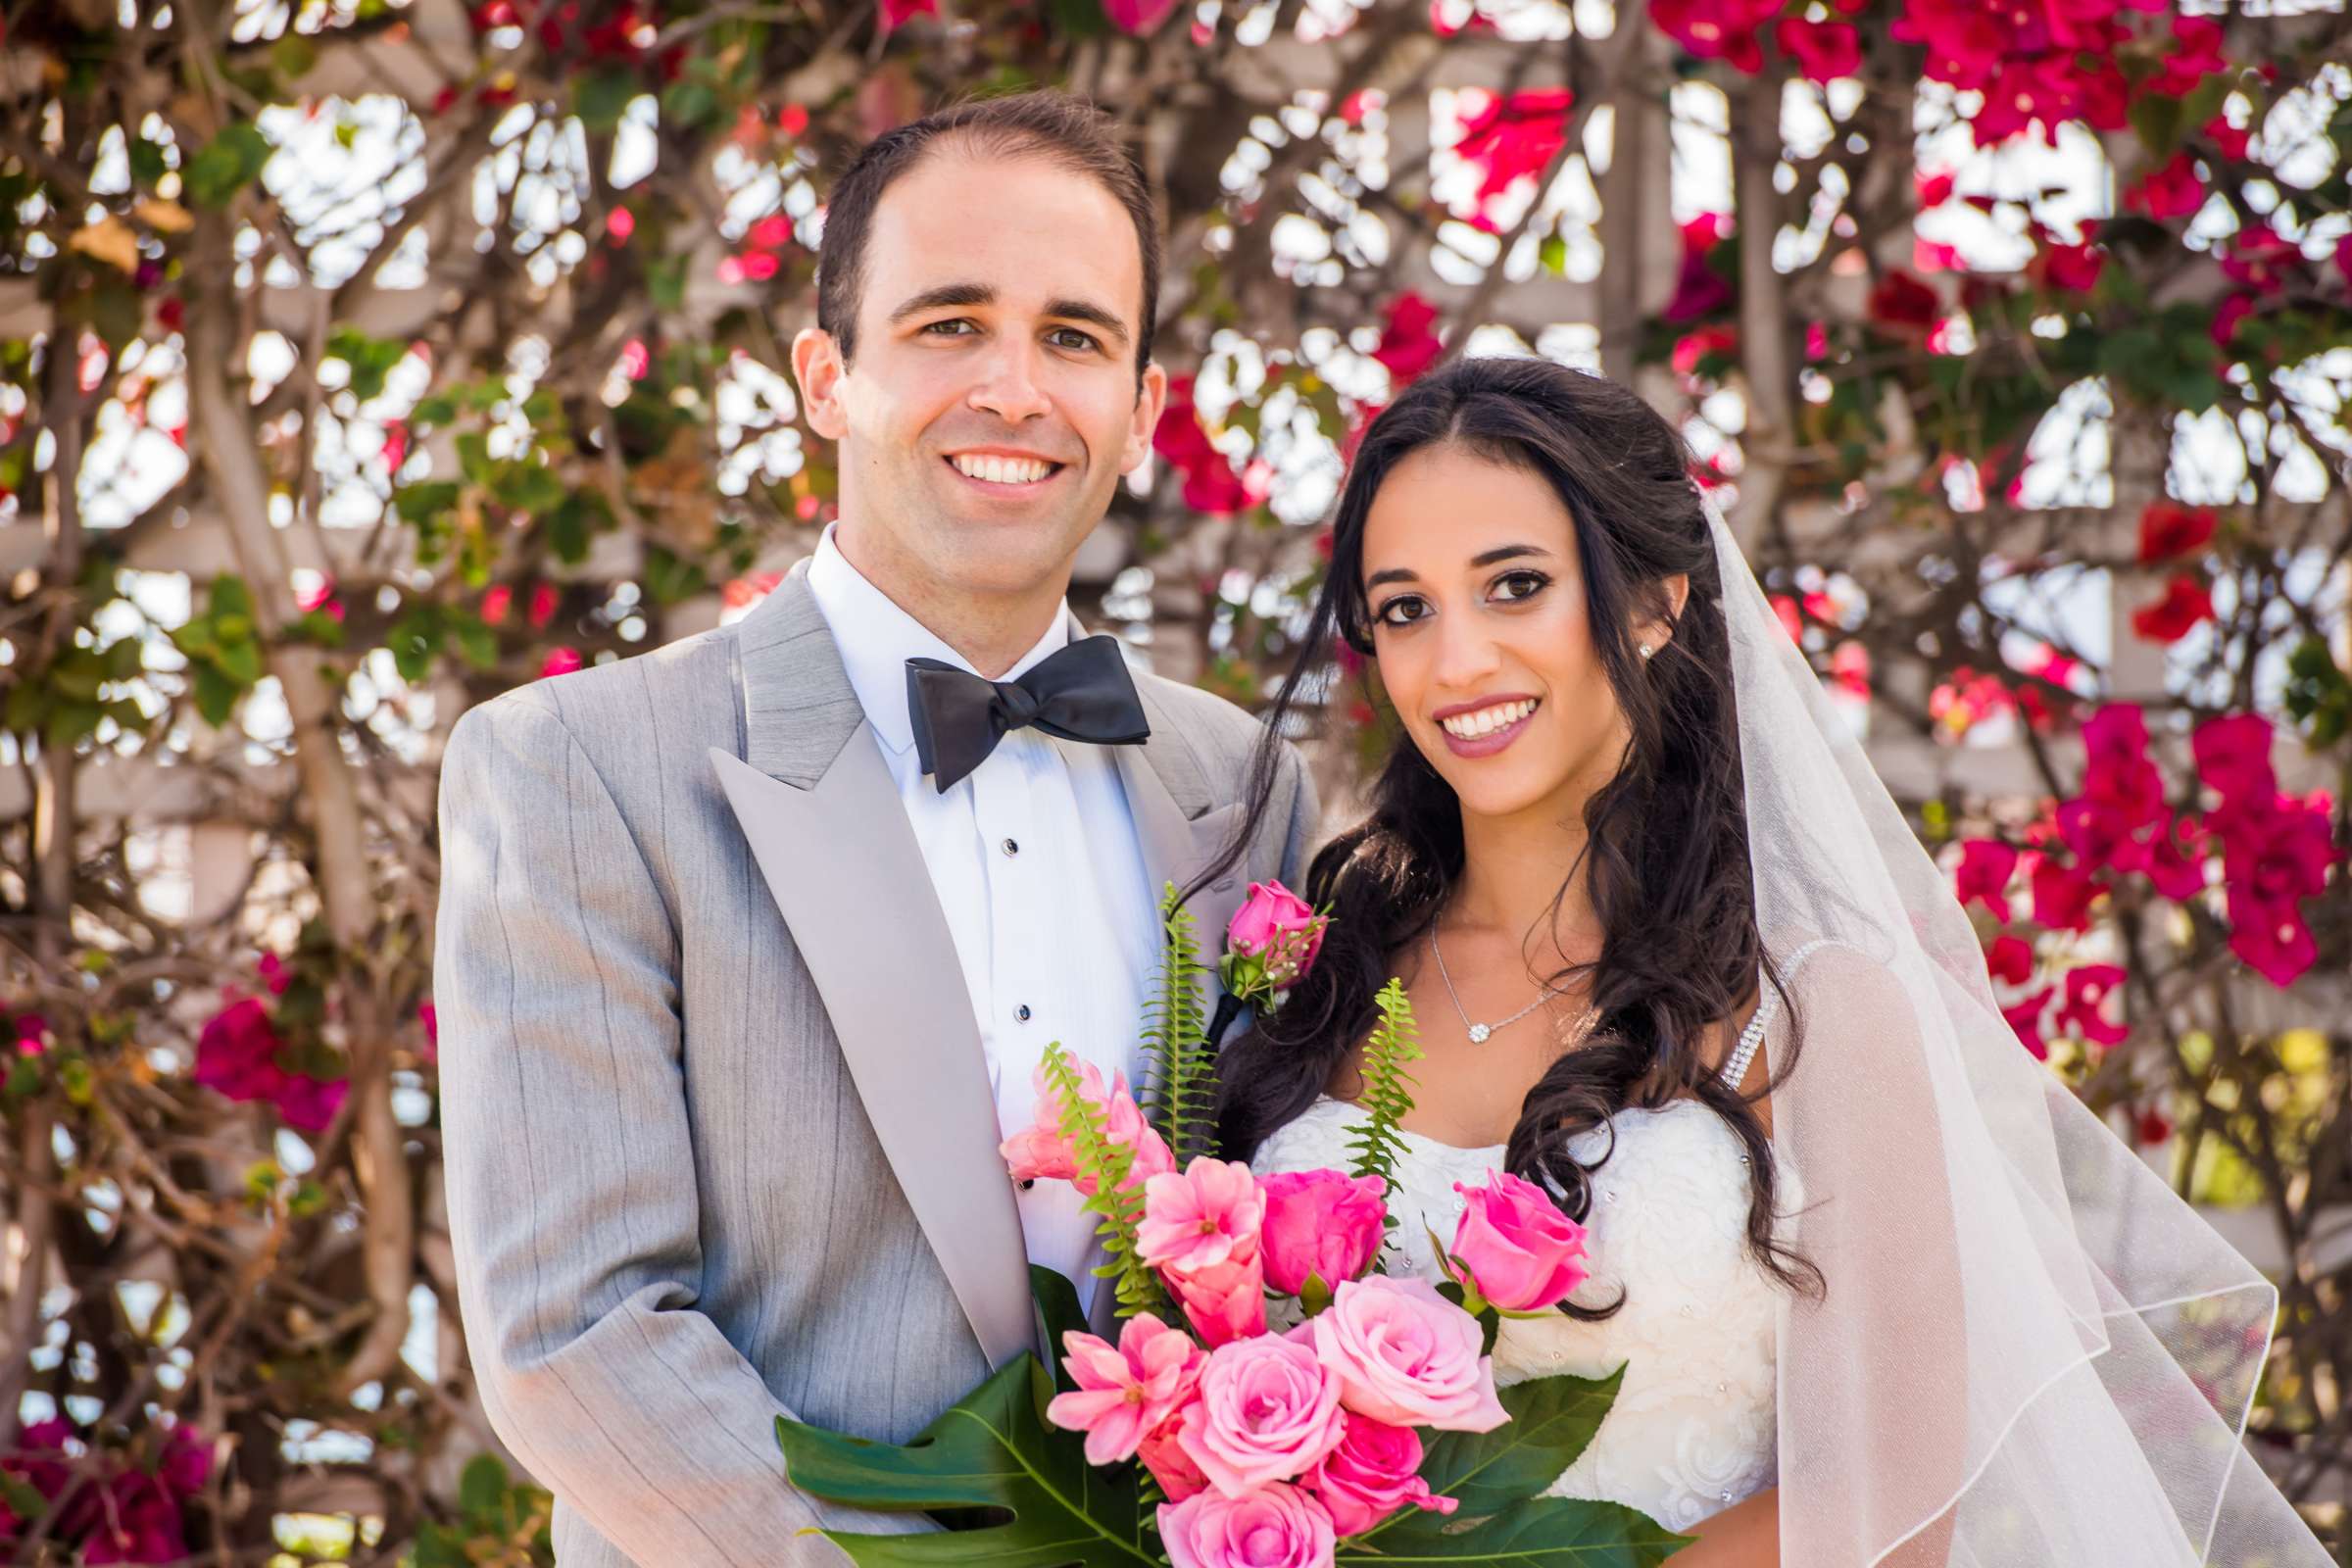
1207;356;2334;1565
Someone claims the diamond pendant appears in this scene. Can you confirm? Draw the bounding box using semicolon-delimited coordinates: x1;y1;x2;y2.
1467;1023;1492;1044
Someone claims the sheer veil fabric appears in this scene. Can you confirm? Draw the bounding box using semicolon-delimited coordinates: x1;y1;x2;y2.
1707;502;2331;1565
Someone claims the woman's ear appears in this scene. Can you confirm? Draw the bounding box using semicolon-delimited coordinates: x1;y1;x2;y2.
1633;573;1691;661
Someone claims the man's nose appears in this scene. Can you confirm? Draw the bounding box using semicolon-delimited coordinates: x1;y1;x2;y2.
967;337;1053;423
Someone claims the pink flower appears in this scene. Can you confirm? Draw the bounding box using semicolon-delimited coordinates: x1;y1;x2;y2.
256;951;291;995
2193;713;2277;817
1371;292;1445;384
1224;881;1328;998
1448;1170;1589;1312
2037;240;2106;293
1259;1170;1387;1297
1953;839;2018;917
1176;1333;1348;1495
1777;17;1860;81
2031;856;2100;933
1302;1413;1458;1538
417;999;439;1066
1140;1159;1265;1279
2228;891;2319;989
1000;1060;1172;1197
194;996;348;1133
2056;963;2128;1048
2003;985;2053;1059
1985;934;2035;987
1138;1412;1211;1502
539;647;585;679
1167;1255;1268;1348
1311;1275;1506;1432
2131;574;2213;644
1157;1481;1335;1568
1452;89;1575;230
1102;0;1180;32
2146;815;2210;901
2124;152;2205;220
1046;1313;1204;1465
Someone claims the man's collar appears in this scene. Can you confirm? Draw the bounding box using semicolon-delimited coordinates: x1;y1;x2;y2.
802;521;1076;758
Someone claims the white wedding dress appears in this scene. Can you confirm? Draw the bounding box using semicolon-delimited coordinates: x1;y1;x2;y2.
1249;988;1791;1533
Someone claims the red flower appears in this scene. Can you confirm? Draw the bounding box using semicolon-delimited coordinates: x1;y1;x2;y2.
1663;215;1736;324
194;996;348;1134
2136;501;2217;564
1648;0;1783;73
1866;270;1941;335
1985;934;2035;987
877;0;936;29
1102;0;1179;31
2205;114;2250;162
2193;712;2277;819
1453;89;1575;230
2003;986;2053;1058
2145;814;2210;901
2211;293;2255;350
2152;15;2228;97
1152;376;1262;516
2056;963;2128;1048
2335;231;2352;289
2081;704;2166;829
2031;856;2100;932
539;647;585;679
2130;574;2213;645
777;103;810;138
1370;292;1446;384
2227;895;2318;988
418;1000;439;1066
1777;17;1861;81
1916;170;1956;209
2037;241;2106;293
2124;153;2205;220
2221;222;2301;294
1671;324;1740;378
527;581;561;630
2133;1105;2175;1147
1954;839;2019;917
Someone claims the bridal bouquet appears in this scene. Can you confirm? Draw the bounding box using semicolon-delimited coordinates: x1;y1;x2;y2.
774;885;1687;1567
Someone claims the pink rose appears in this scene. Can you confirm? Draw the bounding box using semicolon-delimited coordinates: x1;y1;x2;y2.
1167;1255;1267;1348
1448;1170;1590;1312
1221;881;1329;1004
1157;1481;1335;1568
1301;1413;1458;1538
1175;1333;1347;1495
1259;1169;1387;1298
1140;1158;1265;1279
1046;1312;1204;1464
1139;1414;1211;1502
1311;1275;1507;1432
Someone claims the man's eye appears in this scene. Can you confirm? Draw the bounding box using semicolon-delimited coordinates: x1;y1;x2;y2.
1049;327;1101;352
921;318;977;337
1375;596;1429;627
1493;570;1549;603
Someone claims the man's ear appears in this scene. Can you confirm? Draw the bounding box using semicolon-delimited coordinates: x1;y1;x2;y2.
1118;361;1170;475
791;326;851;442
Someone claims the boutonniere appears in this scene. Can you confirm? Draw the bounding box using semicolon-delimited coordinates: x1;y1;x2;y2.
1206;880;1331;1045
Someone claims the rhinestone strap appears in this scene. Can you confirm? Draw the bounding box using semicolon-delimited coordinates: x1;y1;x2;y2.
1718;939;1837;1088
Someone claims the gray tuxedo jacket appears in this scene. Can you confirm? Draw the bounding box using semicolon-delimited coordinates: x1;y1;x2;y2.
433;564;1315;1567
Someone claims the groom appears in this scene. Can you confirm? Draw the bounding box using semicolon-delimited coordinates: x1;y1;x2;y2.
432;90;1316;1567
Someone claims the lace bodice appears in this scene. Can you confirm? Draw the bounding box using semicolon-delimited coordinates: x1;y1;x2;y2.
1250;1095;1788;1531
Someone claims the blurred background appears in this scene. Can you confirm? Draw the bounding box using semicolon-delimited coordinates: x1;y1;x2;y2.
1;0;2349;1560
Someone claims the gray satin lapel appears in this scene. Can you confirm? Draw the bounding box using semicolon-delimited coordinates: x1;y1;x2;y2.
708;740;1034;1371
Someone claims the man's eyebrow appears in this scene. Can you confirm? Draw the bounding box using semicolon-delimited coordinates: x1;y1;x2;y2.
887;282;997;322
1047;298;1132;349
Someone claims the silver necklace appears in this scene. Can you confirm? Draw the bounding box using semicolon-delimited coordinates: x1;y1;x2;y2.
1429;923;1588;1045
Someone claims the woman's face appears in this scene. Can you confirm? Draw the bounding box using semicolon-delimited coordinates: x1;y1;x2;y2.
1358;443;1669;826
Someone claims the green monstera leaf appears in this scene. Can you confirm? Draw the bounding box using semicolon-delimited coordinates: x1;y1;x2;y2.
775;1352;1154;1566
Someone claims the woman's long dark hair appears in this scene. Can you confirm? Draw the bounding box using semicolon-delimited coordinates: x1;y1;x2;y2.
1207;357;1818;1306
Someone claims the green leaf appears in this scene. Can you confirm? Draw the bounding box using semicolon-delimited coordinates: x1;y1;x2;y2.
661;81;719;131
1347;979;1423;1204
574;68;641;133
454;619;499;670
270;32;318;82
3;1058;40;1103
459;1453;511;1518
192;662;242;725
129;137;170;187
775;1355;1155;1566
1029;1264;1088;1394
1140;884;1214;1165
4;679;45;735
1339;1496;1689;1565
1540;234;1569;275
209;572;254;619
1412;1368;1626;1518
214;637;264;688
185;122;272;210
643;542;710;606
395;480;462;525
411;394;459;426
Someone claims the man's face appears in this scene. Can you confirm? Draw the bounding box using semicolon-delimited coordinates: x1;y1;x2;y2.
794;149;1167;612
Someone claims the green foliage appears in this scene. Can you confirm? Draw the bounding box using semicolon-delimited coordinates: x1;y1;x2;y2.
1041;1042;1166;1319
1140;883;1216;1166
2283;637;2352;747
405;1454;554;1568
777;1356;1154;1567
184;122;271;209
169;572;267;725
1347;979;1423;1208
325;327;413;404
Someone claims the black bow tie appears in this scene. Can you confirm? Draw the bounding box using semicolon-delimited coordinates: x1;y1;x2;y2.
906;635;1152;793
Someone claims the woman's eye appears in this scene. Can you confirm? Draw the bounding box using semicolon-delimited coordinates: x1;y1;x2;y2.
1374;596;1430;628
1492;570;1549;604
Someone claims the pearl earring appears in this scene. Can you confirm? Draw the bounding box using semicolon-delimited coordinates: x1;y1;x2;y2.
1638;643;1654;660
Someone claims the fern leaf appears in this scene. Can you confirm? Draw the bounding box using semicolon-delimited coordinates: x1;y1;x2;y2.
1041;1042;1167;1318
1346;978;1423;1210
1141;883;1219;1166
